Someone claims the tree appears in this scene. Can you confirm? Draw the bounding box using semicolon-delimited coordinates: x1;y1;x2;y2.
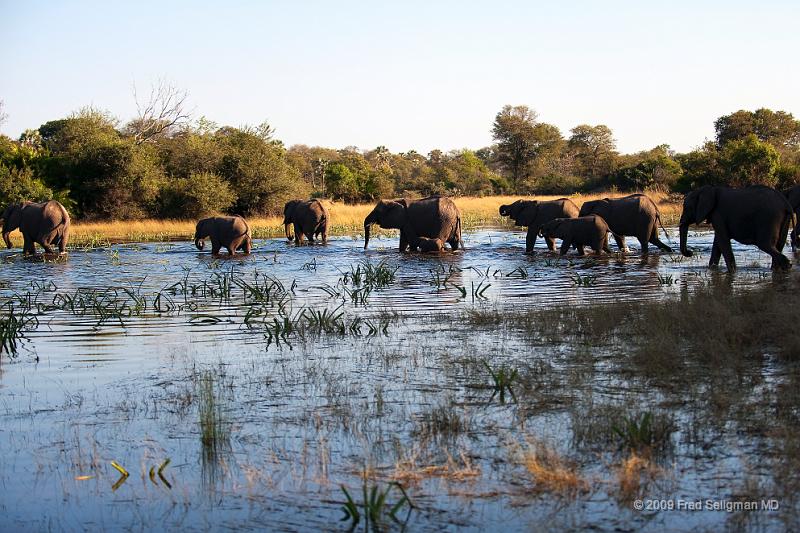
715;108;800;150
0;165;52;205
125;80;191;144
718;134;780;188
611;145;682;191
159;171;236;218
491;105;540;186
568;124;618;181
675;142;723;190
214;127;306;215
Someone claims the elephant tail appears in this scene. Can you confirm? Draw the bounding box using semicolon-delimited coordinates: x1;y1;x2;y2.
657;213;672;244
455;215;464;250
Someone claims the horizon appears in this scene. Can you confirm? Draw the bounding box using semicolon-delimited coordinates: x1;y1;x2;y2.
1;0;799;154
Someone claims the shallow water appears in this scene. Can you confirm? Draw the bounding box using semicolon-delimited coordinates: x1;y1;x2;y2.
0;228;797;531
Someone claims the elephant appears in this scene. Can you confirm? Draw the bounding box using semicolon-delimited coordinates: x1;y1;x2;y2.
499;198;579;253
1;200;71;255
578;194;672;255
194;215;252;257
415;237;445;252
782;185;800;250
540;215;611;256
363;195;462;252
283;199;328;245
679;185;793;272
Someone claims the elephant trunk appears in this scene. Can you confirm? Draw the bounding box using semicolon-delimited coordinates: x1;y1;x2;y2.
364;223;371;249
2;231;11;249
679;223;692;257
195;237;205;251
284;221;293;241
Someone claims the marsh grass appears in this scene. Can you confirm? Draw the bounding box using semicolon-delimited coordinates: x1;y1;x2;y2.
611;412;675;454
483;360;518;404
198;370;231;488
412;401;471;441
0;301;39;356
466;276;800;375
615;452;664;503
519;439;589;496
339;476;414;531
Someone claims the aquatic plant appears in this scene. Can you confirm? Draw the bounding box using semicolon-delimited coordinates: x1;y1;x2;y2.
340;260;398;289
0;301;39;356
612;412;675;453
520;440;589;496
657;274;677;285
505;266;529;279
483;360;518;404
570;273;597;287
471;280;491;300
340;478;414;531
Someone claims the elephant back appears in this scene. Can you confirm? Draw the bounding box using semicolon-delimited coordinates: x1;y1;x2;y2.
406;196;461;240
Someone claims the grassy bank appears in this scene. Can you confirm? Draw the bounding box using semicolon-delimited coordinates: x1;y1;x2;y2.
5;192;681;246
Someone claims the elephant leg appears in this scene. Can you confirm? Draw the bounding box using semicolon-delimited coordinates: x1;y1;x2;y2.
649;229;672;252
575;244;586;256
241;237;252;255
709;240;722;267
306;232;315;243
525;227;537;254
718;238;736;272
22;235;35;256
399;232;410;252
559;239;571;256
447;236;460;251
293;223;304;245
211;243;222;257
612;233;627;252
758;242;791;271
322;225;328;244
602;233;611;253
638;237;650;257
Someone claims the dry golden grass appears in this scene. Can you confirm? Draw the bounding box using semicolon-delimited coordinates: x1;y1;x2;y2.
615;453;663;502
520;440;589;496
392;451;480;484
2;192;682;246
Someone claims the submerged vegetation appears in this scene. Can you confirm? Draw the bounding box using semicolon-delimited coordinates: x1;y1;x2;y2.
1;234;799;529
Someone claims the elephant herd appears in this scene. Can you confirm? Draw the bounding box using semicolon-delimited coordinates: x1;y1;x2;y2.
2;185;799;273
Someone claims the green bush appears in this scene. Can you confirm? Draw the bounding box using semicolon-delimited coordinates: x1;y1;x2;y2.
159;172;236;219
0;164;53;205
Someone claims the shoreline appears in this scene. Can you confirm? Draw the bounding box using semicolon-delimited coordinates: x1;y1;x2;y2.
4;193;682;246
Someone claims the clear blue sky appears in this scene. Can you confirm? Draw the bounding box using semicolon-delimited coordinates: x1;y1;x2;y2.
1;0;798;154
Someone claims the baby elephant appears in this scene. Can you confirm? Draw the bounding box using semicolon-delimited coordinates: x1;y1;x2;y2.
415;237;445;252
194;216;252;257
540;216;611;256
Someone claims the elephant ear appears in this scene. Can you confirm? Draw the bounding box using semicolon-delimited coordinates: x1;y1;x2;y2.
696;187;717;223
517;202;539;226
382;201;407;229
284;200;298;221
2;204;21;230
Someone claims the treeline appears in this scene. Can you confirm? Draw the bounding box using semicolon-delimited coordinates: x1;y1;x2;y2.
1;101;799;220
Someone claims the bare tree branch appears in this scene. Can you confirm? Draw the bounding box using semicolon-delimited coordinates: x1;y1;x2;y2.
127;80;192;144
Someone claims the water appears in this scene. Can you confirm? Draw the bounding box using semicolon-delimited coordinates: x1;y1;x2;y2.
0;228;797;531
